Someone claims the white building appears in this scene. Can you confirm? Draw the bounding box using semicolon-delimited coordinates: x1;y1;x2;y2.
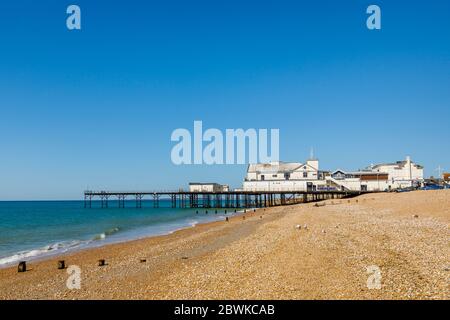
189;183;229;193
370;156;424;189
243;159;327;192
327;170;389;192
242;156;424;192
327;156;424;191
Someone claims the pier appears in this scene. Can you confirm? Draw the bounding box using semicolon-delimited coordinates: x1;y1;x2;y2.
83;190;366;209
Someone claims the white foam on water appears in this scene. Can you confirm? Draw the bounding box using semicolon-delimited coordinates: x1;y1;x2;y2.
0;239;87;266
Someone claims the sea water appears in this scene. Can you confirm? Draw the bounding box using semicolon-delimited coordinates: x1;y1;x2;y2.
0;200;234;267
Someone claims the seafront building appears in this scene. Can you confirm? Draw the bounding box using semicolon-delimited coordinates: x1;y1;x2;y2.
189;183;229;193
242;159;328;192
369;156;424;189
242;156;424;192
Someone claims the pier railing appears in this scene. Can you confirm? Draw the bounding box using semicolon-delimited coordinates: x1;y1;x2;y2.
84;190;365;209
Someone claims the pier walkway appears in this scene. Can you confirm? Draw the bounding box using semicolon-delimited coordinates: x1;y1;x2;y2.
83;190;368;209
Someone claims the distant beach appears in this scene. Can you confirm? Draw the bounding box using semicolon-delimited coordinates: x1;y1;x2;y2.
0;190;448;300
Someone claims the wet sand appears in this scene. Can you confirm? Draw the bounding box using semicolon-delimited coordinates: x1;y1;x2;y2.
0;190;448;300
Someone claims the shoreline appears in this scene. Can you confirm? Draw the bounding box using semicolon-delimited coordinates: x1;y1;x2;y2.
0;207;253;270
0;190;448;300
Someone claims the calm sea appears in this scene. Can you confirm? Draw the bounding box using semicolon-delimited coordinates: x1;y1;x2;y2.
0;200;234;267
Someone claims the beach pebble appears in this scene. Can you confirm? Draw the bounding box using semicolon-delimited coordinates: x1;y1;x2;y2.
412;214;419;218
295;224;301;230
322;229;326;234
303;224;308;230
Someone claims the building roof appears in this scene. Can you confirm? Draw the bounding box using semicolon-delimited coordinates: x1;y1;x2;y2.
247;161;304;173
372;160;424;170
189;182;221;186
332;170;388;176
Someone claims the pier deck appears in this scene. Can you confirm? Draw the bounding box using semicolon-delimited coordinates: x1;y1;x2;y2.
84;190;367;209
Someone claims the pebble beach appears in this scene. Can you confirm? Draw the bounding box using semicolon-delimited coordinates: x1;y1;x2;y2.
0;190;448;300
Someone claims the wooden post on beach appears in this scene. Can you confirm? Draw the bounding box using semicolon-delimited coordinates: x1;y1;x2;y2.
58;260;66;269
18;261;26;273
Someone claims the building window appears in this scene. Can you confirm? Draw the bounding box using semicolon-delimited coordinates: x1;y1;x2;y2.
284;173;290;180
303;172;308;178
261;175;265;181
272;174;277;178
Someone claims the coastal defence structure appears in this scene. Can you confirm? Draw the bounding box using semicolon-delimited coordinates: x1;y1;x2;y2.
83;189;363;209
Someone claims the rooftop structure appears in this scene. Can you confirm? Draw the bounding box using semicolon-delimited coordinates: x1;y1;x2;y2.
189;183;229;193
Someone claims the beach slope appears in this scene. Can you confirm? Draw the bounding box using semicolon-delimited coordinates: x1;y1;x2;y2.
0;190;448;300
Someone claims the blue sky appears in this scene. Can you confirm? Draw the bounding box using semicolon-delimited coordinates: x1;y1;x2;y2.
0;0;449;200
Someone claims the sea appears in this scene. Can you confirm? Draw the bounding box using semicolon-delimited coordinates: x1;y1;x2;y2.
0;200;236;267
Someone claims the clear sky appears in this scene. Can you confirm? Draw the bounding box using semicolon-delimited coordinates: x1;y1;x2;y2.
0;0;449;200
